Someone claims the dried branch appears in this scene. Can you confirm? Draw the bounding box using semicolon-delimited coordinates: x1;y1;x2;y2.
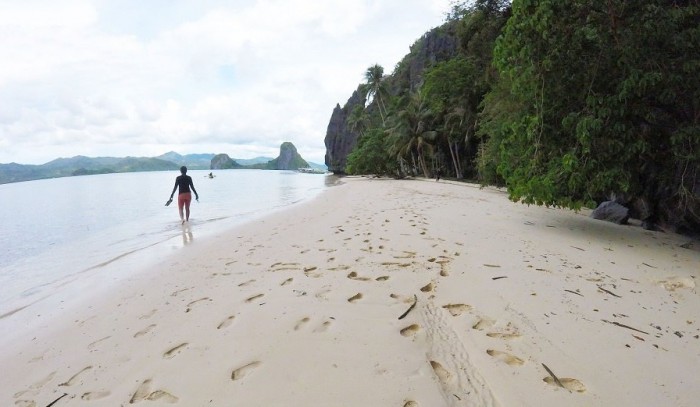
398;295;418;320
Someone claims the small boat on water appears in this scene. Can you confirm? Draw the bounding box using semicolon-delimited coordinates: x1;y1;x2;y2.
297;167;326;174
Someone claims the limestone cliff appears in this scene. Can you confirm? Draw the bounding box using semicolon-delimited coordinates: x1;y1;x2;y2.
210;154;241;169
267;142;308;170
324;23;459;174
324;87;365;174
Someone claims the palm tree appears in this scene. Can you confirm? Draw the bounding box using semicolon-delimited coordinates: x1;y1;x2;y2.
443;105;477;179
386;92;436;178
363;64;389;126
347;105;370;136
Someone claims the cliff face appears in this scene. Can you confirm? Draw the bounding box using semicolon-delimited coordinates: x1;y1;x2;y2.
324;87;365;174
324;24;459;174
267;142;308;170
399;23;460;93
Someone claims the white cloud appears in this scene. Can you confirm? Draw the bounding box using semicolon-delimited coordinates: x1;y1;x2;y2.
0;0;451;165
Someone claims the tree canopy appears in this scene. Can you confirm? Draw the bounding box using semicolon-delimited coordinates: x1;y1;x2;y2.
482;0;699;230
341;0;699;232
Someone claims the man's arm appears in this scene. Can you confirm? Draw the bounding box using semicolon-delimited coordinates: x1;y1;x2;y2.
170;179;178;198
189;178;199;200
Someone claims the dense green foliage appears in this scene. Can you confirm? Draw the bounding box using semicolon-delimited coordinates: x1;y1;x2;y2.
346;0;510;180
343;0;699;231
346;128;396;176
484;0;699;212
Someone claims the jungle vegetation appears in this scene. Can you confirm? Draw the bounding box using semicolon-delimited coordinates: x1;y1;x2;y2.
345;0;699;232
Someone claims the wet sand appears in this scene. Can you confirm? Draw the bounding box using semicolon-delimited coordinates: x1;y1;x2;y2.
2;177;699;406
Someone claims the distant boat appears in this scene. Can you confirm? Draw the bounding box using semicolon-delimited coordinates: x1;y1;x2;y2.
297;167;326;174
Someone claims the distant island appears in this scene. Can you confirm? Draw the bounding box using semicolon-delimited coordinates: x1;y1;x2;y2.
0;142;326;184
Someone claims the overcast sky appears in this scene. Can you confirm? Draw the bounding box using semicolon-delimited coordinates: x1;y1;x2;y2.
0;0;452;165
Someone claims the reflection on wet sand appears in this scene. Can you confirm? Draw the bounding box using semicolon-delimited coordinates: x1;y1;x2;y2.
182;223;194;245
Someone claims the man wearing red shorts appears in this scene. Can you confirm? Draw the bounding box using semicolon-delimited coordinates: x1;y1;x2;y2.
169;166;199;224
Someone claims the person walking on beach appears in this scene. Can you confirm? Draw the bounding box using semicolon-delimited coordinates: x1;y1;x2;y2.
169;166;199;224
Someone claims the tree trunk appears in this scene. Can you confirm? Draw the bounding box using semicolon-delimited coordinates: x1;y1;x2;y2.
449;140;464;179
455;142;463;179
377;94;387;127
418;153;430;178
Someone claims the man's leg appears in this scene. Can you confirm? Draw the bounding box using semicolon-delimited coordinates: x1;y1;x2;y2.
178;199;185;222
182;193;192;222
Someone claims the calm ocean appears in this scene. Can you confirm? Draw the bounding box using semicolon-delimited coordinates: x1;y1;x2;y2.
0;169;330;315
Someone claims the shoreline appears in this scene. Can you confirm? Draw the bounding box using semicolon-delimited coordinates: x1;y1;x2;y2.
0;170;332;321
2;177;698;406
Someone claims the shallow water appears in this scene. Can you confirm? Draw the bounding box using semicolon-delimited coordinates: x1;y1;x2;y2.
0;169;330;313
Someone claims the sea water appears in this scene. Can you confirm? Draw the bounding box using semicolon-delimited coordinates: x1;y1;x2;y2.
0;169;331;315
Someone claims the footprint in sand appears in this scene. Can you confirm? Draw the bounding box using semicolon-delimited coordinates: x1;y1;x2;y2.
238;279;256;287
430;361;452;385
146;390;179;403
347;293;363;303
134;324;156;338
487;349;525;366
130;379;179;404
659;276;695;291
403;401;419;407
280;278;293;286
217;315;236;330
543;376;587;393
139;309;157;320
231;361;262;381
390;293;415;304
245;294;264;303
486;332;522;340
420;282;434;292
315;289;331;300
88;336;111;350
58;365;92;386
163;343;188;359
81;391;110;400
271;262;301;272
130;379;153;403
400;324;420;337
14;401;36;407
375;276;390;281
28;371;56;391
304;266;322;278
185;297;211;313
436;259;451;277
472;318;495;331
441;304;471;317
347;272;371;281
170;287;192;297
294;317;310;331
313;321;332;333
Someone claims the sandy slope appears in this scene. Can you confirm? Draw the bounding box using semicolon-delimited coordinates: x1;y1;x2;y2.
2;177;698;407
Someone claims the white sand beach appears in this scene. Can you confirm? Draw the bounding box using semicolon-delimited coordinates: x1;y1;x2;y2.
2;177;698;406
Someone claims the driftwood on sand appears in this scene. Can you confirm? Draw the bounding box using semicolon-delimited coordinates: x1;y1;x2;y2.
398;295;418;320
